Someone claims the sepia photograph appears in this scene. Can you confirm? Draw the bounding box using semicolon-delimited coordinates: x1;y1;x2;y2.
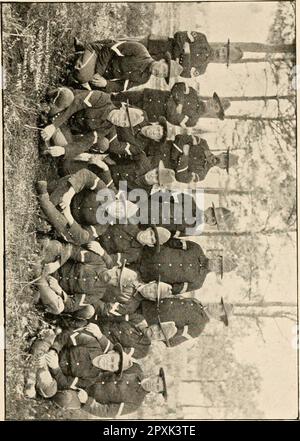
1;0;298;420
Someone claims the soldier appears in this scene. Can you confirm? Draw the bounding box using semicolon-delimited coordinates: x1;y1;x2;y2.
40;87;151;148
86;224;171;267
138;33;243;77
146;133;239;183
51;364;168;418
113;83;229;127
25;323;133;400
94;315;177;359
98;279;234;347
72;38;183;91
138;238;237;294
35;169;139;245
34;238;140;318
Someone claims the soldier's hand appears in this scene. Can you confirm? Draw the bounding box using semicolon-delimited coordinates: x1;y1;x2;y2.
85;323;103;340
88;156;109;171
77;389;88;404
48;276;63;295
41;124;56;142
87;241;105;256
43;261;60;276
45;351;59;369
91;74;107;88
75;153;92;162
46;146;65;157
59;188;75;210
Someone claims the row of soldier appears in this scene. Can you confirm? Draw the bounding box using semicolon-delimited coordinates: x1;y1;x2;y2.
26;31;239;417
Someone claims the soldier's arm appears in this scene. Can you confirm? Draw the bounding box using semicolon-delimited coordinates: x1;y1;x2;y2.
109;247;142;268
51;90;100;129
50;330;74;354
105;40;153;59
82;398;139;418
67;168;112;194
95;294;143;318
170;280;199;295
87;42;114;77
63;133;97;160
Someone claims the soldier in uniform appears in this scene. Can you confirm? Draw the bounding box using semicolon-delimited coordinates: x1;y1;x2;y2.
90;312;177;359
86;224;171;267
100;285;234;347
35;169;141;245
146;133;239;183
72;38;183;91
113;83;228;127
40;87;151;148
138;32;243;77
27;323;133;400
34;238;140;318
138;238;237;294
52;364;168;418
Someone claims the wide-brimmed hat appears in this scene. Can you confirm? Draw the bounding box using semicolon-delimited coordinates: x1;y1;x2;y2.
47;87;74;116
223;149;239;173
220;297;234;326
151;225;171;252
113;342;133;378
158;160;176;186
159;367;168;400
212;92;226;120
158;116;171;143
211;202;234;230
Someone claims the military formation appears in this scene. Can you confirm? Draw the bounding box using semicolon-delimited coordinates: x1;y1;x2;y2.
25;30;241;418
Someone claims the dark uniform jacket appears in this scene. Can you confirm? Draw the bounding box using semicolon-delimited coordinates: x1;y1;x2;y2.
106;295;210;347
148;134;216;183
94;313;151;359
49;169;117;242
141;190;202;236
115;83;205;127
141;297;210;346
51;89;115;134
97;224;147;267
141;31;214;78
139;239;210;294
104;151;154;193
116;121;160;153
82;363;148;418
81;40;154;92
49;328;114;390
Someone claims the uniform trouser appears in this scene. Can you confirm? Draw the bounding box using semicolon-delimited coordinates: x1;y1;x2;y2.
37;180;94;245
37;240;95;317
37;275;95;318
28;332;58;399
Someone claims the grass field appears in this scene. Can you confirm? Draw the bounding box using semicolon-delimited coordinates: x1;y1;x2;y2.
3;2;155;420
